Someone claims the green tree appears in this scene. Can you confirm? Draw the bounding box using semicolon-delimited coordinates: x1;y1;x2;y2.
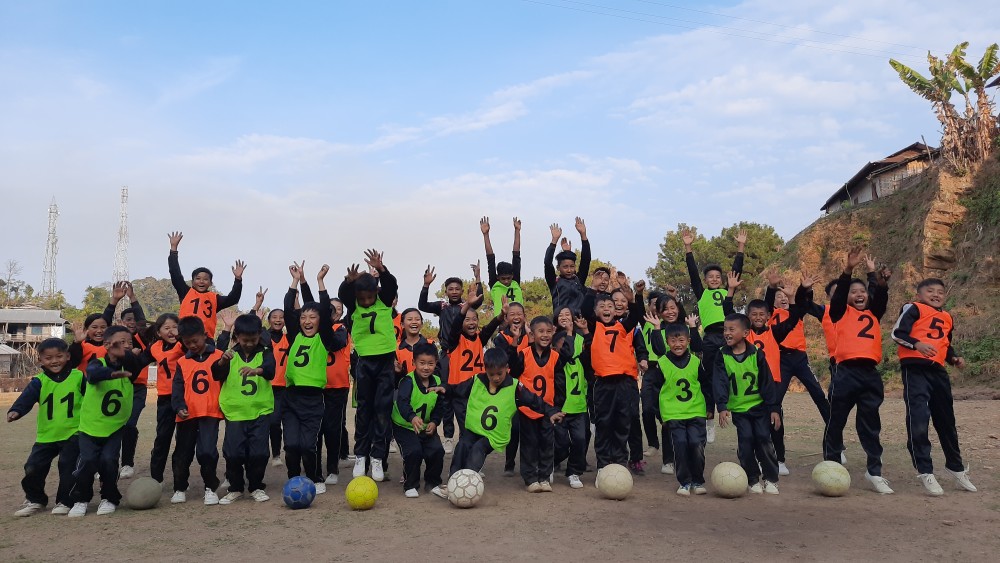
81;284;112;315
130;276;181;318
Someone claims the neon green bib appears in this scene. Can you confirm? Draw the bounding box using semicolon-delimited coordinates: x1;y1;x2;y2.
285;333;327;388
35;370;84;443
219;350;274;421
657;355;706;421
697;288;727;329
78;359;133;438
723;349;763;413
561;334;588;414
490;281;523;311
391;372;441;430
351;298;396;356
641;323;661;363
465;377;517;450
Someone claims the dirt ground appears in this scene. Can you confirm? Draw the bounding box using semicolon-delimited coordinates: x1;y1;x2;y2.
1;392;998;562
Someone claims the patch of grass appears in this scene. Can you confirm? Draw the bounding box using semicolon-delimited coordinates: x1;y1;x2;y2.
961;334;1000;379
963;164;1000;226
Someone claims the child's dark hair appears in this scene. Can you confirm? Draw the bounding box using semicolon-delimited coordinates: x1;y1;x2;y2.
177;316;206;339
724;313;751;330
444;277;463;289
747;299;770;313
400;307;422;320
412;342;438;362
83;313;105;329
664;323;690;340
483;347;509;370
702;264;723;277
647;291;663;305
104;325;131;342
191;267;213;281
234;314;263;336
917;278;945;291
299;302;323;316
267;308;283;322
146;313;180;344
593;266;611;276
506;302;525;312
594;294;614;309
355;273;378;293
556;250;577;264
121;308;136;321
529;316;553;329
38;337;68;354
849;278;867;290
824;279;838;296
656;294;687;319
496;262;514;277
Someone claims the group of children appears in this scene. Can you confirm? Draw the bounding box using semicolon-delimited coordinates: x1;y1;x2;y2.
9;218;979;517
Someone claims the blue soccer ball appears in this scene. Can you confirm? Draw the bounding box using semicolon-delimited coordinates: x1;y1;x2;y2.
282;476;317;509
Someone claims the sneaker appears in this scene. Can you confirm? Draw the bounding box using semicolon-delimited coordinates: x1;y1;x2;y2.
315;482;327;495
865;472;894;494
389;441;398;454
96;500;116;515
706;420;716;444
661;463;674;475
399;474;405;484
250;489;270;502
324;473;338;485
918;473;944;496
539;481;553;492
204;488;220;505
693;484;707;495
749;482;763;494
171;491;186;504
645;446;660;458
51;503;71;515
220;479;230;490
219;492;243;505
763;481;779;495
628;460;646;476
778;462;790;476
526;482;543;493
371;459;385;482
404;488;419;498
676;484;691;496
353;456;367;478
14;501;43;517
67;502;88;518
118;465;135;479
944;467;978;492
347;454;357;461
271;457;283;467
503;468;515;477
443;438;454;454
568;475;584;489
431;486;448;499
840;452;847;465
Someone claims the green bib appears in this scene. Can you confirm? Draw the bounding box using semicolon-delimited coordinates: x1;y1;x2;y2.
641;323;661;363
219;351;274;421
697;289;727;329
561;334;588;414
465;377;517;450
35;370;84;443
351;298;396;356
657;355;706;421
391;372;441;430
723;350;763;413
490;281;523;311
285;333;327;388
78;359;133;438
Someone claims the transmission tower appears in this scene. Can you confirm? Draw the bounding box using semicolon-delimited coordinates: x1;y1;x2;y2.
113;186;130;317
41;198;59;297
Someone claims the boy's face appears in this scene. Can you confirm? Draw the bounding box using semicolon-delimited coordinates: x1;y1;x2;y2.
462;310;479;337
592;271;610;292
413;353;437;378
299;309;320;337
445;282;463;302
498;274;514;286
660;300;679;323
774;291;789;309
121;312;137;332
236;332;260;351
105;331;131;359
87;318;108;342
506;306;525;327
332;301;344;320
558;259;577;279
356;290;376;309
748;307;770;329
667;333;690;356
612;292;628;316
848;282;869;311
403;311;423;336
485;365;509;387
268;310;285;332
182;332;207;355
39;347;69;373
192;272;212;293
723;320;749;347
916;283;946;308
596;300;614;323
531;322;555;348
705;269;723;290
158;319;178;344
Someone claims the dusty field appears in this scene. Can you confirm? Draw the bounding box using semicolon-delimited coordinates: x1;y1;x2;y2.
1;392;998;562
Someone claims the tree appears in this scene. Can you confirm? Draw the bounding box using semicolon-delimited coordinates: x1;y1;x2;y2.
81;284;112;315
1;259;25;307
130;276;181;318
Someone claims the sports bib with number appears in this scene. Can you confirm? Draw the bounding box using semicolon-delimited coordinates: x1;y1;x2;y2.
833;306;882;363
180;287;220;337
219;350;273;421
79;359;134;437
151;340;185;397
723;349;763;413
697;288;727;329
271;334;289;387
897;302;952;366
35;369;84;443
657;355;705;421
465;376;517;450
285;333;328;388
562;334;588;414
175;350;224;421
448;334;484;385
591;321;638;377
490;281;523;311
391;372;441;431
749;328;781;382
518;348;558;420
351;298;396;356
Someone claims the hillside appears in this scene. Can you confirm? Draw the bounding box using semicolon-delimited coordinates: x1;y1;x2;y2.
763;159;1000;389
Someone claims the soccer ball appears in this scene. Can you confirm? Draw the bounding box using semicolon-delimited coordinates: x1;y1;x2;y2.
345;476;379;510
125;477;161;510
596;464;633;500
447;469;485;508
812;461;851;497
282;476;317;509
711;462;748;498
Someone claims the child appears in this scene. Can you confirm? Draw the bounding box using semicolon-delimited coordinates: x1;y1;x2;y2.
283;262;347;493
170;316;228;505
69;308;114;371
392;342;446;498
823;250;893;494
115;282;148;480
646;318;708;496
69;326;143;516
265;307;288;467
482;216;523;308
503;316;572;492
553;307;590;489
167;231;245;338
212;313;276;504
142;313;183;484
682;227;746;443
8;338;85;516
713;313;781;495
494;299;530;476
608;285;649;476
892;278;976;495
435;348;564;483
544;218;591;315
395;308;435;380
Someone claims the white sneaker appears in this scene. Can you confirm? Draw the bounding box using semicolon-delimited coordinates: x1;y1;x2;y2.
314;482;327;495
763;481;779;495
118;465;135;479
389;441;398;454
778;462;790;476
944;467;978;492
706;420;716;444
693;484;707;495
840;452;848;465
353;456;367;478
404;488;419;498
568;475;584;489
171;491;186;504
271;457;283;467
661;463;675;475
749;482;763;494
325;473;339;485
865;472;894;494
219;492;243;505
96;500;116;515
14;501;43;517
204;488;220;505
645;446;660;458
431;486;447;499
676;484;691;496
371;459;385;482
918;473;944;496
251;489;270;502
347;454;357;461
51;503;71;515
443;438;454;454
67;502;88;517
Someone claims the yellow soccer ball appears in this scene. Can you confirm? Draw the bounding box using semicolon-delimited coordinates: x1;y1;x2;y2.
345;476;379;510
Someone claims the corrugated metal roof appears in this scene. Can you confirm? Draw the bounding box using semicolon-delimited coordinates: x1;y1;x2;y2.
820;142;938;211
0;309;66;324
0;344;20;354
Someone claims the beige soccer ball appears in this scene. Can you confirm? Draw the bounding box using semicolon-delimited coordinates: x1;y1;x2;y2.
596;463;634;500
711;462;749;498
812;461;851;497
447;469;485;508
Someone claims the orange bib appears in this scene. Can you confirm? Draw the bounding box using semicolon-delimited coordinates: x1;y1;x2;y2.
271;334;289;387
897;303;953;366
179;288;220;337
770;308;806;351
151;340;185;396
833;307;882;363
591;322;638;378
325;323;351;389
175;349;224;421
821;306;837;358
749;328;782;382
393;314;403;344
518;349;558;419
448;334;483;385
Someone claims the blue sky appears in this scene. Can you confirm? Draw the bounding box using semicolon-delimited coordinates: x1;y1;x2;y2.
2;0;997;312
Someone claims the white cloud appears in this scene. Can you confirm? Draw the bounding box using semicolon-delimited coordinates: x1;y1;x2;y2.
155;56;241;106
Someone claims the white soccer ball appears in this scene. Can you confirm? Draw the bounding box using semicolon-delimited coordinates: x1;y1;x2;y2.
711;462;749;498
596;463;633;500
812;461;851;497
447;469;485;508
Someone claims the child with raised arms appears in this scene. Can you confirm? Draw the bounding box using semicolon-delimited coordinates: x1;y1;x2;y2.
167;231;245;338
544;218;591;315
482;216;523;308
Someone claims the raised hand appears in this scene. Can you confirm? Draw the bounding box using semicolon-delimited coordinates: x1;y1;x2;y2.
766;268;783;288
500;296;510;321
480;216;490;234
634;280;646;295
799;271;820;290
168;231;183;251
575;216;587;238
317;264;330;281
470;260;481;282
573;314;589;333
863;253;876;273
549;223;562;243
111;281;127;304
219;308;238;330
685;313;700;328
232;260;246;280
344;264;361;283
735;227;748;250
289;263;302;284
423;265;437;288
255;286;267;307
560;237;572;252
663;284;678;297
513;217;521;231
124;281;137;302
296;261;306;283
878;265;892;285
72;321;85;342
364;249;385;272
846;248;863;271
681;228;695;249
727;271;742;292
644;310;661;328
